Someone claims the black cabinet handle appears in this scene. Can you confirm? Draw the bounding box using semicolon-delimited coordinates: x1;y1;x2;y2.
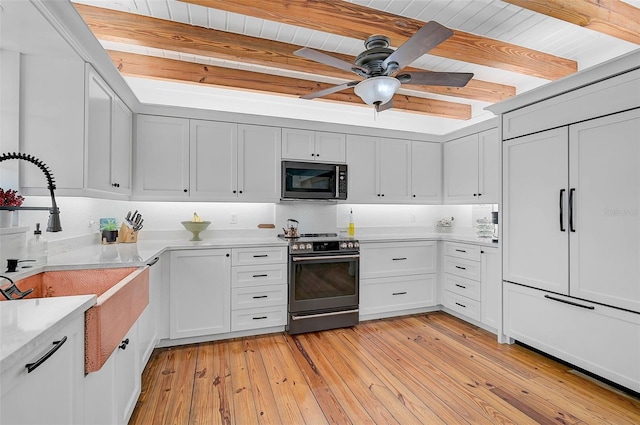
455;302;467;308
252;274;268;278
455;284;466;289
455;249;466;253
147;257;160;267
392;257;407;261
559;189;566;232
253;254;268;258
226;253;230;257
455;266;466;270
183;189;188;193
544;294;594;310
392;292;407;296
25;336;67;373
569;188;576;232
233;190;237;193
252;295;268;299
252;316;268;320
119;338;130;350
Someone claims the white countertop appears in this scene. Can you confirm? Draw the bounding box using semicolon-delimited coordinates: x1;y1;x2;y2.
0;295;96;372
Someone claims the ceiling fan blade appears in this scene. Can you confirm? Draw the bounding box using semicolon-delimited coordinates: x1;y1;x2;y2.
294;47;367;74
375;99;394;112
382;21;453;72
301;81;359;100
397;71;474;87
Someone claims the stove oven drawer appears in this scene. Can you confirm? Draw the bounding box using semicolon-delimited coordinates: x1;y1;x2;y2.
232;264;287;287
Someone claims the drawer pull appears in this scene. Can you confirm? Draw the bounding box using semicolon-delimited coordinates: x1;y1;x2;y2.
252;274;268;278
455;266;467;270
544;295;595;310
25;336;67;373
392;257;407;261
252;295;268;299
253;254;269;258
392;291;407;296
455;302;467;308
455;284;466;289
455;249;467;253
252;316;268;320
119;338;130;350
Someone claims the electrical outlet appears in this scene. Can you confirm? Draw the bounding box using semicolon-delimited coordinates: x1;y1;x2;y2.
230;213;237;224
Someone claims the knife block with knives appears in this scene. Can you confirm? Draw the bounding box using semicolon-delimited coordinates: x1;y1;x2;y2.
118;210;143;243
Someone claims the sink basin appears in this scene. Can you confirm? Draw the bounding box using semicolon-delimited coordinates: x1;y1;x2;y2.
4;267;149;373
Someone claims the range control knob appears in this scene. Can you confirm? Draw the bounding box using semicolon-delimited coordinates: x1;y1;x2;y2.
306;243;313;250
340;242;348;249
354;241;360;248
347;242;354;249
291;244;299;250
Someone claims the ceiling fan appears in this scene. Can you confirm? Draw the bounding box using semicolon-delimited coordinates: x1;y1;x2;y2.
294;21;473;112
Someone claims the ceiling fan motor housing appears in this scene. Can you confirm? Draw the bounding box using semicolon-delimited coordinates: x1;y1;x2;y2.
354;35;399;77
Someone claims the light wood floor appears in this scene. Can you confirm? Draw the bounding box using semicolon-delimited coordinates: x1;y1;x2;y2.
129;312;640;424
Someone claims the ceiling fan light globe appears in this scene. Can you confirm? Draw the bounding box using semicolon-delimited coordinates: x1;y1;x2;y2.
354;76;400;105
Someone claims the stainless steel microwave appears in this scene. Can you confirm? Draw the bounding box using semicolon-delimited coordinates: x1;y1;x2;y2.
281;161;347;200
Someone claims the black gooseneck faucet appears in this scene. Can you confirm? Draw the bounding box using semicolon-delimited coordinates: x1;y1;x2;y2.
0;152;62;232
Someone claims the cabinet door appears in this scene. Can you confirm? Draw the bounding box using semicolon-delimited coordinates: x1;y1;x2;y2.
135;115;190;198
443;134;479;203
281;128;315;161
110;97;132;193
20;55;85;194
480;247;501;330
315;131;346;163
478;128;500;203
238;124;281;201
360;241;437;279
190;119;237;199
86;66;115;193
503;128;569;294
170;249;231;339
1;316;85;425
115;323;140;425
137;258;161;369
346;135;379;202
379;139;412;202
411;141;441;203
569;109;640;312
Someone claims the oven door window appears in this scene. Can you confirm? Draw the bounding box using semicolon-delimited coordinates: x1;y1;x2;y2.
286;168;336;195
290;256;359;313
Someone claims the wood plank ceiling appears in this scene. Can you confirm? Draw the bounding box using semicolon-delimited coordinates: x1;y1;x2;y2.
71;0;640;127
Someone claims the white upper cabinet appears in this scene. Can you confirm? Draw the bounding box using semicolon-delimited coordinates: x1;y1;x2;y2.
346;135;411;203
281;128;346;163
19;55;85;195
444;128;499;204
134;115;190;199
410;141;441;203
85;65;132;196
237;124;282;201
189;119;238;199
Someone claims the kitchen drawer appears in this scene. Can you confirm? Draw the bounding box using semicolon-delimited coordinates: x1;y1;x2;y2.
443;256;481;281
504;282;640;392
360;241;437;279
360;274;436;315
231;305;287;331
441;290;481;322
231;246;287;266
232;263;287;287
231;284;287;310
443;242;481;262
442;273;481;302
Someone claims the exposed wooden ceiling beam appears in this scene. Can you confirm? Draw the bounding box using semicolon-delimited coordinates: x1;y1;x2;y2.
504;0;640;45
180;0;577;80
74;4;514;103
108;50;472;120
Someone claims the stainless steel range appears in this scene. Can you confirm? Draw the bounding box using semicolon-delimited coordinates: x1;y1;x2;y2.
280;233;360;334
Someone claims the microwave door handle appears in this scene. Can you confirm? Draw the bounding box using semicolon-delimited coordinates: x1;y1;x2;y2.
335;166;340;198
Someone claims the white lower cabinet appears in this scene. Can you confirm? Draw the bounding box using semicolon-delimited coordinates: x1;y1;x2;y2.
84;322;140;425
441;242;500;331
504;282;640;392
360;241;437;319
230;247;288;332
169;249;231;339
137;258;162;374
1;314;85;425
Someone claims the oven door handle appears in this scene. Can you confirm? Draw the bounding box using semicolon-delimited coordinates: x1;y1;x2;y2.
292;254;360;262
291;309;360;320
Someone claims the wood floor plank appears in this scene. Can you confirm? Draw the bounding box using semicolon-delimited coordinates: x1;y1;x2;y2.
188;342;234;425
131;313;640;425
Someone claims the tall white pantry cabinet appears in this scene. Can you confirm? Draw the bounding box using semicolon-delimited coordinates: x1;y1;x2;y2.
498;62;640;392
